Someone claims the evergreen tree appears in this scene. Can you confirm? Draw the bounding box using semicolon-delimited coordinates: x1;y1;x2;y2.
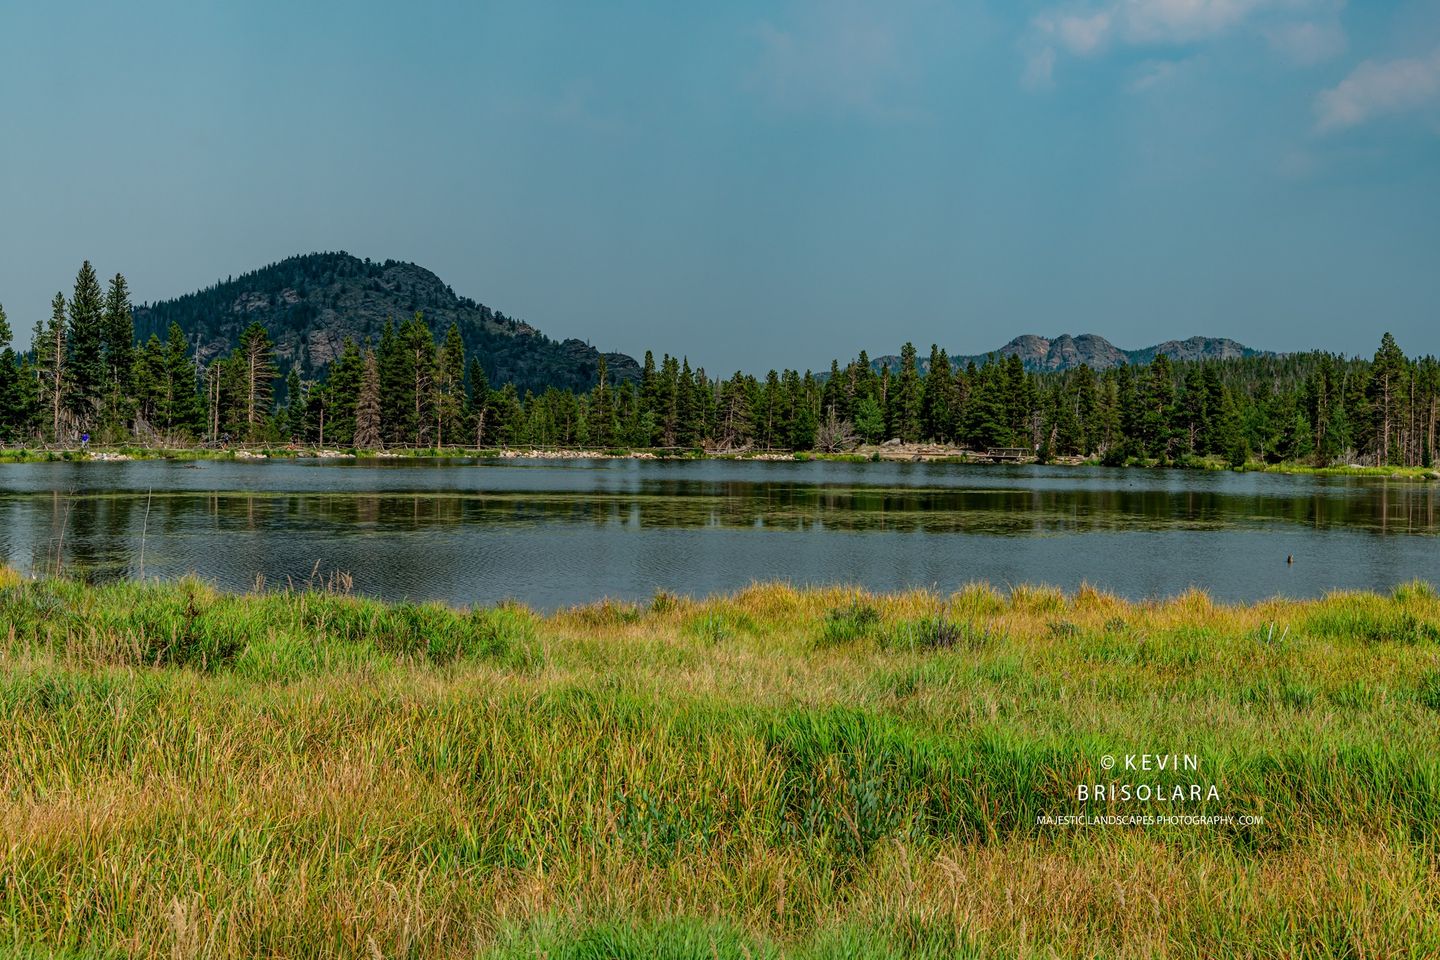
638;350;664;445
399;313;436;446
157;323;202;439
960;362;1009;449
657;354;680;445
1115;365;1141;461
435;323;466;447
466;356;490;445
11;355;40;440
492;382;522;444
377;320;406;444
854;395;885;443
66;262;106;429
100;273;136;436
325;340;364;444
887;342;922;441
1368;332;1406;465
1072;365;1099;454
1001;354;1035;447
790;372;818;450
0;303;19;442
716;372;751;449
1140;354;1176;460
283;368;305;441
675;359;698;446
921;345;953;441
589;355;616;446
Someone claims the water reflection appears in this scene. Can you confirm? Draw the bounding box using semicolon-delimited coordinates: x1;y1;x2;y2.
0;459;1435;608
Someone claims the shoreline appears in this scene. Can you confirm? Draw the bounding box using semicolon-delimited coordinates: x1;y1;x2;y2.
1;443;1436;479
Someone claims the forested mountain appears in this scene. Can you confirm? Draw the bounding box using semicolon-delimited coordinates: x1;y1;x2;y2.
131;252;640;393
871;333;1267;374
2;260;1435;472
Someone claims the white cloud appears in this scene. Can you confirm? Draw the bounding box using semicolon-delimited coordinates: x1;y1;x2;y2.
1037;10;1114;55
1026;0;1345;85
1314;47;1440;132
1123;0;1283;45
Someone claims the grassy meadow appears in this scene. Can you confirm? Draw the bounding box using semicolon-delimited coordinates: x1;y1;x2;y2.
1;567;1439;958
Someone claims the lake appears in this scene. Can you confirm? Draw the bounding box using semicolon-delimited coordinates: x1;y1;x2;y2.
0;458;1435;609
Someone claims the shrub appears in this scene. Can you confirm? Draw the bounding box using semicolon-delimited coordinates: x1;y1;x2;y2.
816;601;881;647
879;616;993;653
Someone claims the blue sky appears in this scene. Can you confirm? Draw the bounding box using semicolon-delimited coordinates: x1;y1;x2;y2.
1;1;1437;372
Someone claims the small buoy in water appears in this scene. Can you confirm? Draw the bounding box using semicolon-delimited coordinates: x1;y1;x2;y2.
1286;555;1294;564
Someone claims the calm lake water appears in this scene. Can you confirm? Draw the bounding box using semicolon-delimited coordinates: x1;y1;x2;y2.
0;458;1435;608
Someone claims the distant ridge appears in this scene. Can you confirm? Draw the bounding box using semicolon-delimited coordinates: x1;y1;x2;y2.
870;333;1271;374
132;252;641;393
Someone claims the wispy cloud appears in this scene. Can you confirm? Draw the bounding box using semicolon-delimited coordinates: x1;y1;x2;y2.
1025;0;1345;86
747;1;922;119
1128;58;1189;92
1314;47;1440;132
1023;46;1057;88
1264;19;1346;66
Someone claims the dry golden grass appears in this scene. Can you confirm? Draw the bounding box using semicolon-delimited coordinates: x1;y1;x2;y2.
2;571;1439;957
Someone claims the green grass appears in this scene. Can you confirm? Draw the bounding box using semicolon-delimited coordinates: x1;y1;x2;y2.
3;569;1440;957
1243;461;1439;479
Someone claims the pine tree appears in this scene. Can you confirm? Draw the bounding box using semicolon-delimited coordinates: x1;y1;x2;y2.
821;359;843;425
1115;365;1142;461
700;368;720;442
1368;332;1407;465
921;345;953;441
11;355;40;440
716;372;751;450
492;382;522;444
960;362;1009;450
354;350;382;448
396;313;435;445
283;368;305;441
589;355;615;447
638;350;664;445
675;359;698;446
325;340;364;444
887;342;922;442
790;372;818;450
66;262;106;429
435;323;466;448
854;395;885;443
1140;354;1176;460
0;303;19;442
377;319;406;444
950;361;975;440
1001;354;1035;447
1072;365;1098;455
466;356;490;446
132;334;164;430
157;323;202;440
100;273;136;437
657;354;680;445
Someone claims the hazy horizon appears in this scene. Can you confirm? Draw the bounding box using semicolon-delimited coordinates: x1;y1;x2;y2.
3;1;1438;371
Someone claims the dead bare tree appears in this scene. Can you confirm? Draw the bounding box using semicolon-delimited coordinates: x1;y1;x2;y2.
815;405;858;453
